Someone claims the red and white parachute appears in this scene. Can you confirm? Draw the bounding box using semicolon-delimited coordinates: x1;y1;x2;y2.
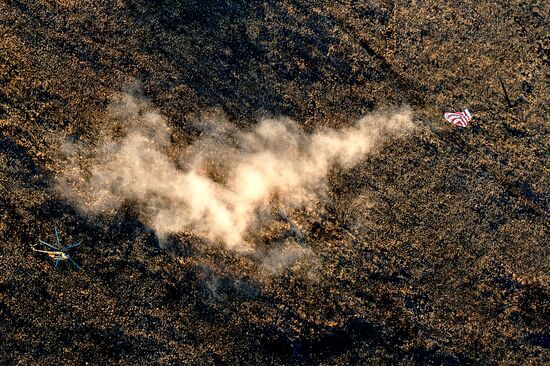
444;109;472;127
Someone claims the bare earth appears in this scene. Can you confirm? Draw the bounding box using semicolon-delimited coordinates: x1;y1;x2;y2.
1;1;549;365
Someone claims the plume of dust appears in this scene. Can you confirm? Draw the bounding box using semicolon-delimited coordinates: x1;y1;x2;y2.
58;93;415;252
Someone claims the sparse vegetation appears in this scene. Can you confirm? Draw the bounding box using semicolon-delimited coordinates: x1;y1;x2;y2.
1;0;548;365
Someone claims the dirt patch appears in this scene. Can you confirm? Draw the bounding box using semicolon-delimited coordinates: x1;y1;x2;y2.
1;1;548;364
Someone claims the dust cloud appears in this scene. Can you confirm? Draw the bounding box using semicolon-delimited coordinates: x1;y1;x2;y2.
58;93;415;252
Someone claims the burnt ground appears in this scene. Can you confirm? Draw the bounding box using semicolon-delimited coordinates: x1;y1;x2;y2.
1;0;549;365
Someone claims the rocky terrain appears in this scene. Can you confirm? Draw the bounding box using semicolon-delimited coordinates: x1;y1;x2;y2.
1;0;548;365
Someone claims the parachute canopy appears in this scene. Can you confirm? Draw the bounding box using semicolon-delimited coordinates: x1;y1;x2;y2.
444;109;472;127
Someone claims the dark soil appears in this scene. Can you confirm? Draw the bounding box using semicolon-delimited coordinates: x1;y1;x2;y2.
1;1;549;365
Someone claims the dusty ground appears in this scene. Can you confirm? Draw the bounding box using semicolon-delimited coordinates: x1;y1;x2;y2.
1;0;549;365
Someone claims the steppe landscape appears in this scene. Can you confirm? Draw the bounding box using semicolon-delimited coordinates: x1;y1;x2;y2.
1;1;548;364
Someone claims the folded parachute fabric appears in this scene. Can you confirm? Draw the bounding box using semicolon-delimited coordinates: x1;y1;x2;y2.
444;109;472;127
